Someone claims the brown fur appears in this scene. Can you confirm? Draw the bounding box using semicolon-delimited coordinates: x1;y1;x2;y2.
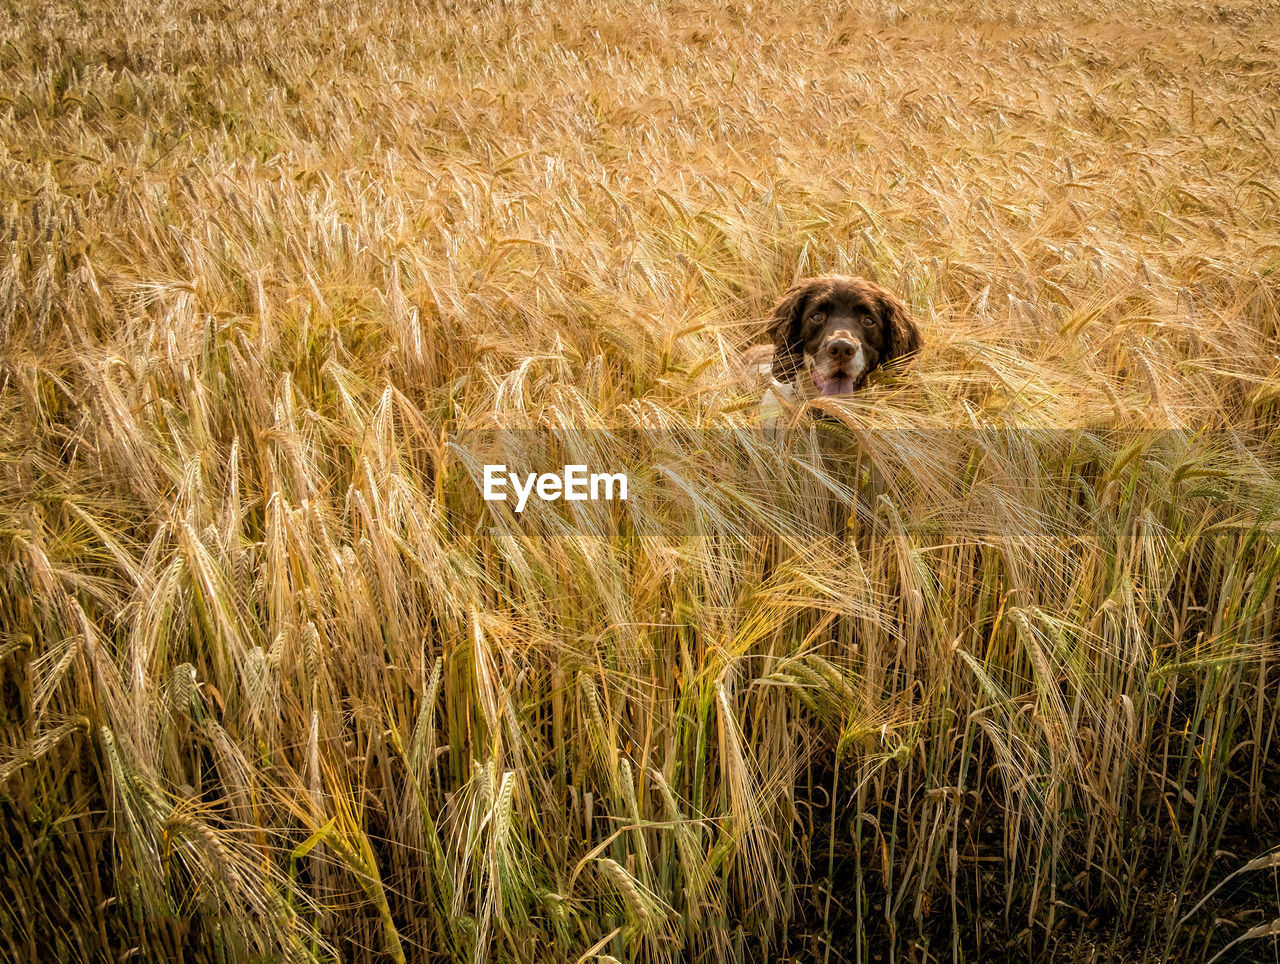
762;274;921;395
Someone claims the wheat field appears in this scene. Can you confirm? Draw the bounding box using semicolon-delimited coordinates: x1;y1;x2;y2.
3;0;1280;961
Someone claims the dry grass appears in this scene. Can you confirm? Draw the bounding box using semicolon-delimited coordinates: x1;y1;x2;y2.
2;0;1280;961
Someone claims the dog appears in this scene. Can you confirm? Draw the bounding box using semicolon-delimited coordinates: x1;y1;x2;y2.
748;274;922;417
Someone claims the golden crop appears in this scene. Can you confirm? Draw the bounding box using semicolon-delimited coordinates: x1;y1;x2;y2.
2;0;1279;961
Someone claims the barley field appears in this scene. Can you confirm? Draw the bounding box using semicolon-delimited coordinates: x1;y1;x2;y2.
3;0;1280;961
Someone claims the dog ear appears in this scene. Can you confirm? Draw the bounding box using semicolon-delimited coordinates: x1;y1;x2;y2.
877;289;921;362
767;280;812;382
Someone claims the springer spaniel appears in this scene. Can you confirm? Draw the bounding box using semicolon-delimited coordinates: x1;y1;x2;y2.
748;274;921;416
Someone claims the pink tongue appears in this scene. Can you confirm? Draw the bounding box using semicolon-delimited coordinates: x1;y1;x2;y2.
819;375;856;396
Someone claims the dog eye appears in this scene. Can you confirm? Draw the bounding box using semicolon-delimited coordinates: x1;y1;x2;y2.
808;311;826;324
860;315;875;327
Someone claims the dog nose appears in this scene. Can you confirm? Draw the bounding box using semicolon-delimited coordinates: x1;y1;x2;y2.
826;338;858;360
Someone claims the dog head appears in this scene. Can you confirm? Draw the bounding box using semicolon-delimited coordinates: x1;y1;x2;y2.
767;274;921;396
